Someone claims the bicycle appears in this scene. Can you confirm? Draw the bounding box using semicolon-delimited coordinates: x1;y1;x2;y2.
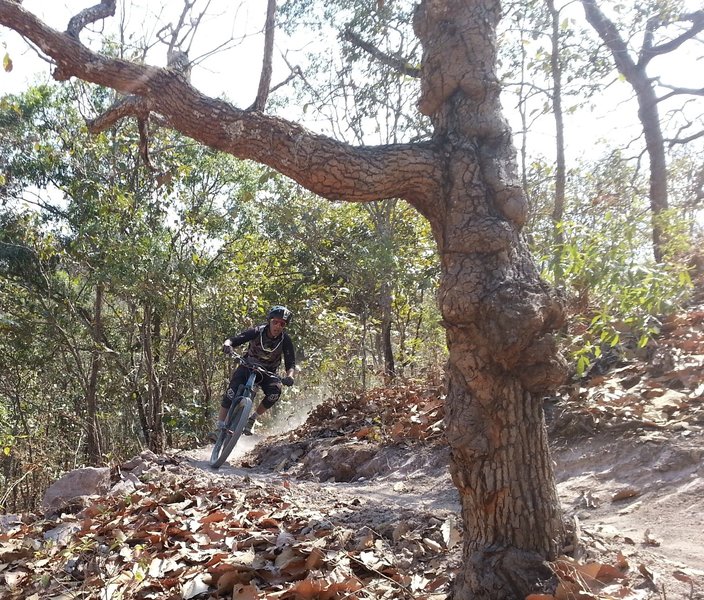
209;353;281;469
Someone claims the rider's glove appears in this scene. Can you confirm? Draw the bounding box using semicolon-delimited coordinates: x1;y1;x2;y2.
281;376;294;387
222;340;233;355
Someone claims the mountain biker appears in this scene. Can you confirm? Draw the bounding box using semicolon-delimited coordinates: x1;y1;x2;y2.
216;305;296;436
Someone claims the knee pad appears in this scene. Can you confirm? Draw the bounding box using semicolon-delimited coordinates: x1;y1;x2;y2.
221;386;239;408
262;393;280;409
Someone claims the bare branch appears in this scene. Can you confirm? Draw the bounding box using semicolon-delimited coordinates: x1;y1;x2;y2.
640;10;704;66
343;28;421;78
249;0;276;112
666;130;704;147
581;0;640;81
66;0;116;39
657;84;704;104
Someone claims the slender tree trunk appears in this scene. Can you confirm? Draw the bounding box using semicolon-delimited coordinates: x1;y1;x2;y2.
85;282;104;464
380;279;396;382
547;0;566;281
581;0;669;262
637;83;668;262
414;1;566;596
142;301;165;452
188;283;212;424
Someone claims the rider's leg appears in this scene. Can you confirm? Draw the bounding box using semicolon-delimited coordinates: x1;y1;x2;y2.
218;366;248;428
244;378;282;434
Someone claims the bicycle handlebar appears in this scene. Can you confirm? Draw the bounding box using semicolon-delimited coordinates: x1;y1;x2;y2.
226;350;281;380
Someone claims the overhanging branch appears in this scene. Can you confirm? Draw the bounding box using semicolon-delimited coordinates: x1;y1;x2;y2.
0;0;442;211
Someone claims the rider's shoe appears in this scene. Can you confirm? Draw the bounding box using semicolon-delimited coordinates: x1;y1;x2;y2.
243;416;256;436
207;420;226;442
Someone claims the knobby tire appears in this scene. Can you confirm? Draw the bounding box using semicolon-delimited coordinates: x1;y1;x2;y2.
209;391;253;469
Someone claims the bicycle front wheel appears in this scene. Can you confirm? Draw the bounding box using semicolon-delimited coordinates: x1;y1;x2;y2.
209;394;253;469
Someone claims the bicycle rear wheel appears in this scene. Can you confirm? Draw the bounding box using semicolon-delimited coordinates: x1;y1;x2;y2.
209;393;253;469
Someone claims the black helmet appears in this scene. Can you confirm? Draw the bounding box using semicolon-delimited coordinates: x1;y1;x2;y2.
268;305;292;324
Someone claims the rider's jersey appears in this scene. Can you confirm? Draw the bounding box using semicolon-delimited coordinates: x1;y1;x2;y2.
226;324;295;372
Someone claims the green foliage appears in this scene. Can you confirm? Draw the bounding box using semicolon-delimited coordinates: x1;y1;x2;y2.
539;214;692;377
0;80;445;510
278;0;428;144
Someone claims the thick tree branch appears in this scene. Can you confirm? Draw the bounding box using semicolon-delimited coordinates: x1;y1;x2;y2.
343;28;421;78
66;0;116;39
87;95;152;132
0;0;442;213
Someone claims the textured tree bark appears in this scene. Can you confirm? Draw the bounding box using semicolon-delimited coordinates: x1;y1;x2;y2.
413;1;567;596
0;1;568;596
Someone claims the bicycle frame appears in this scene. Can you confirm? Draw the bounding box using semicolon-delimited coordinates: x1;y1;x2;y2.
209;353;280;468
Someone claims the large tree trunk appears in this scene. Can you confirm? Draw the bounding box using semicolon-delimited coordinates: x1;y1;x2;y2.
414;1;567;596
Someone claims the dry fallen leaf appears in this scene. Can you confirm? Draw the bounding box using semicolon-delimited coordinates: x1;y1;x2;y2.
643;529;661;547
637;563;658;584
232;583;260;599
611;487;640;502
441;516;460;550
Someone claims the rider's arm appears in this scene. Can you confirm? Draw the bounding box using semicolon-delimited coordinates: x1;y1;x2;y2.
283;334;296;375
225;327;259;347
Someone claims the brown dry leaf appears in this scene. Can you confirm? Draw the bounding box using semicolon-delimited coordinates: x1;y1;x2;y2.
0;545;34;562
390;421;405;440
353;528;374;551
637;563;657;583
217;569;256;594
305;547;326;570
425;574;451;592
283;577;321;599
201;510;228;524
259;517;281;529
354;426;373;439
525;595;556;600
672;570;694;584
576;561;626;584
615;551;629;570
275;546;309;579
611;487;640;502
643;529;661;547
232;584;260;599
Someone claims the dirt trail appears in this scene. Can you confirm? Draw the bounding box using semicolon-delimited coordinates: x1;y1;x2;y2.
183;417;704;599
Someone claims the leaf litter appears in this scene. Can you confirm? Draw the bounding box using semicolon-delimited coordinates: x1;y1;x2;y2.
2;291;704;598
